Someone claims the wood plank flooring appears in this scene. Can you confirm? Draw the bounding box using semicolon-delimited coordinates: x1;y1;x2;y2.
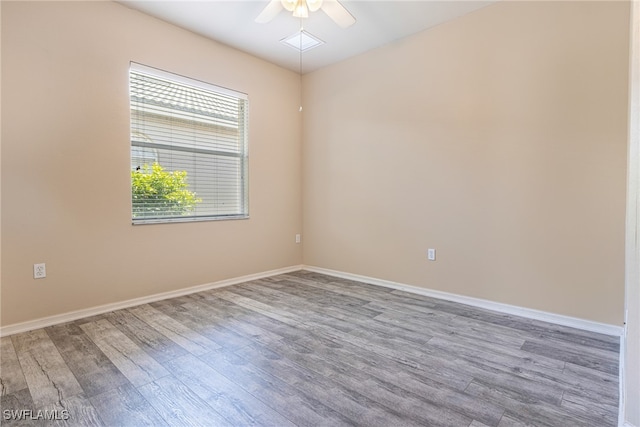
0;271;620;426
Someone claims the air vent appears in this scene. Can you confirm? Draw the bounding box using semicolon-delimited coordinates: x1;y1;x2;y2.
281;30;324;52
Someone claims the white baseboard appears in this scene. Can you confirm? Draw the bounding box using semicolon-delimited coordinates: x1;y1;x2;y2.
619;322;627;427
303;265;624;337
0;265;303;337
2;263;623;339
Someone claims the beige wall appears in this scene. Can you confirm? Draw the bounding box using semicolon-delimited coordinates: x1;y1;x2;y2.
1;1;303;326
303;1;629;325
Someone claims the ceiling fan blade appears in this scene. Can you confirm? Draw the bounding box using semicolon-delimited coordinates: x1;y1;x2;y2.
320;0;355;28
255;0;283;23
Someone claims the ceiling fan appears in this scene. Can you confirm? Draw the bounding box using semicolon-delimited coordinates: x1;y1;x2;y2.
255;0;356;28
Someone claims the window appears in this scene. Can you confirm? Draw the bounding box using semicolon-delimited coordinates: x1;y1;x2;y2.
129;63;249;224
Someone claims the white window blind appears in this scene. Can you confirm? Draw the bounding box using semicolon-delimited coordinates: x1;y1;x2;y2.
129;63;249;224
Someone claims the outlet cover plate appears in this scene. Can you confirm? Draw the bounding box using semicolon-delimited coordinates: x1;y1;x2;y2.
34;263;46;279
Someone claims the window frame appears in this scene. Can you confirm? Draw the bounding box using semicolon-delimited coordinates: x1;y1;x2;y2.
129;62;249;225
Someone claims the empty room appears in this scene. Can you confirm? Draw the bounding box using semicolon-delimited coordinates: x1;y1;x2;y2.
1;0;639;426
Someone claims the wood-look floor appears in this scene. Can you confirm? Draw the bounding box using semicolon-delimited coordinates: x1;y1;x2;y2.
0;271;620;426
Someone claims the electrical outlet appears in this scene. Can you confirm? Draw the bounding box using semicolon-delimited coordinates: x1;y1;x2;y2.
34;263;46;279
427;249;436;261
295;234;301;244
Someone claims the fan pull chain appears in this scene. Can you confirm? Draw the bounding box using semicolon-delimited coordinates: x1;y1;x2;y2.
299;19;303;112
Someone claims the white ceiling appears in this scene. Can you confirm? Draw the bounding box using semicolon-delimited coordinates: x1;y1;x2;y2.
120;1;495;73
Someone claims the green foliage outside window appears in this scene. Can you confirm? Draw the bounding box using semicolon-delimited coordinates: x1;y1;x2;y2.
132;162;201;218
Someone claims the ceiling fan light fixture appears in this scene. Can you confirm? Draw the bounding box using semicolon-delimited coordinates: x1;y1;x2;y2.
257;0;355;28
307;0;323;12
292;0;309;18
280;0;297;12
